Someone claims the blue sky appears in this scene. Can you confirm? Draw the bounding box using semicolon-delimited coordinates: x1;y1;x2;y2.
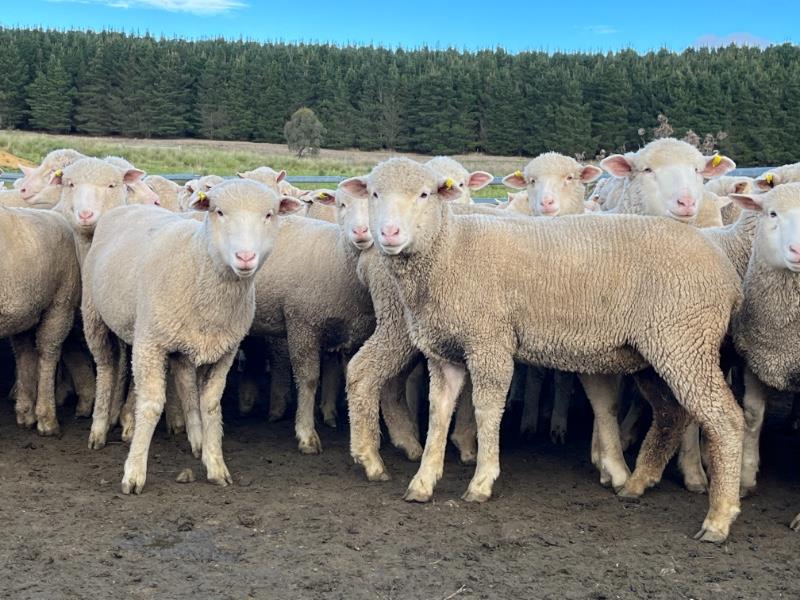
1;0;797;53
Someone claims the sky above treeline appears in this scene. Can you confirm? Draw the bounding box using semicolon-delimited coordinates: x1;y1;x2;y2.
2;0;797;54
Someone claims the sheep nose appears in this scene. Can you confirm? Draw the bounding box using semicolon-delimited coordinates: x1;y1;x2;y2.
541;196;555;207
676;195;695;209
236;251;256;263
78;209;94;221
789;244;800;258
380;224;400;238
352;225;368;235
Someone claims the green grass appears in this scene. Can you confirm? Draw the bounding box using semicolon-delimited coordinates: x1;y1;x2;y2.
0;129;520;198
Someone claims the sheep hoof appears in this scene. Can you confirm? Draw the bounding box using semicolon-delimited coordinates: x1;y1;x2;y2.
323;414;338;429
267;412;285;423
208;473;232;487
403;444;423;462
403;484;432;503
16;411;36;429
459;452;477;466
461;489;491;503
298;433;322;455
75;404;93;419
686;481;709;494
36;419;60;437
88;431;107;450
616;484;642;498
739;484;756;499
121;476;145;495
790;514;800;531
121;424;135;444
693;527;727;544
550;424;567;445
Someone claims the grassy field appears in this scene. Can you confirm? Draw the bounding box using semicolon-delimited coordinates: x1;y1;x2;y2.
0;130;527;198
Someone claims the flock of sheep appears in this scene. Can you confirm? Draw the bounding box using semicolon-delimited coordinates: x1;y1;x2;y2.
2;139;800;545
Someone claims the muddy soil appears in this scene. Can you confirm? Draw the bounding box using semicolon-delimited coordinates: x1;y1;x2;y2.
1;392;800;600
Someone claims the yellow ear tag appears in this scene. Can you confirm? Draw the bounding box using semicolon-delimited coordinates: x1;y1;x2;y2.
316;192;327;200
514;170;523;179
711;155;722;167
54;169;63;177
197;191;207;201
765;173;774;185
444;178;454;190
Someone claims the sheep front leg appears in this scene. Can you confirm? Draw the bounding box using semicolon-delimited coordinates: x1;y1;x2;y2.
61;341;96;418
578;373;630;490
462;352;514;503
450;380;477;465
519;366;545;437
404;359;466;502
286;326;323;454
678;422;708;493
267;337;292;422
380;374;423;461
740;368;767;497
404;360;426;440
120;381;136;443
198;350;236;486
121;343;167;494
550;371;573;444
83;299;118;450
170;355;202;458
319;352;342;428
10;332;38;429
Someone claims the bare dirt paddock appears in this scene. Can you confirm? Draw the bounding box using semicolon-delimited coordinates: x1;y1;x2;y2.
2;396;800;600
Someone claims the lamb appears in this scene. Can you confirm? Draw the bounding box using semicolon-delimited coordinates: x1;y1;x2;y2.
724;184;800;512
0;205;81;435
143;175;181;212
705;175;754;197
755;162;800;190
496;191;531;215
81;180;301;493
104;157;160;206
16;148;85;202
343;157;743;543
424;156;493;204
177;175;224;212
0;184;62;209
247;187;377;454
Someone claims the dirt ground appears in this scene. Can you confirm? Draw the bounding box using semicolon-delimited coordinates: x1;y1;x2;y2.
1;386;800;600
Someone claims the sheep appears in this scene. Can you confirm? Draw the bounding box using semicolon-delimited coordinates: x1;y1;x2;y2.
81;180;301;493
143;175;181;212
247;187;377;454
724;184;800;511
755;162;800;190
16;148;85;202
342;157;743;543
705;175;754;197
496;190;531;215
0;205;81;435
104;157;161;206
0;184;62;209
177;175;224;212
424;156;493;204
594;175;626;211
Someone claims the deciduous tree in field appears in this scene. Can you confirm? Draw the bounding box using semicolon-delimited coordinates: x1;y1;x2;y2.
284;107;325;158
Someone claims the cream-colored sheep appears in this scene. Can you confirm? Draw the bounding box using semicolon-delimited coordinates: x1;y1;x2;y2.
0;206;81;435
82;180;301;492
343;157;743;543
496;190;531;215
0;185;62;209
425;156;493;205
755;162;800;190
705;175;754;197
144;175;181;212
104;156;160;206
177;175;224;212
725;184;800;511
16;148;85;202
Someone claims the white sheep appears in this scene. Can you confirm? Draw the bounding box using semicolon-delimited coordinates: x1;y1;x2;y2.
81;180;301;493
425;156;493;204
143;175;181;212
177;175;224;212
343;157;743;543
104;156;160;206
755;162;800;190
16;148;85;202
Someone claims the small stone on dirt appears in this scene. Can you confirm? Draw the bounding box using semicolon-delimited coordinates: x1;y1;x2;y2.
238;512;262;528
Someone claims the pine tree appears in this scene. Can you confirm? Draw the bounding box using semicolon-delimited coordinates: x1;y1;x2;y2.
26;53;74;133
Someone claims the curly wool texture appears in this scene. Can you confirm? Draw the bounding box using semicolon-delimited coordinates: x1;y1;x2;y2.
144;175;181;212
701;210;760;281
732;185;800;391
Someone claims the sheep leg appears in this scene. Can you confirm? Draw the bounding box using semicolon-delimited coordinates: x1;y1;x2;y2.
347;322;418;482
109;341;129;428
404;360;426;440
319;352;342;428
404;359;466;502
462;353;514;503
519;365;545;437
197;351;236;486
550;371;573;444
450;379;478;465
678;422;708;493
10;332;38;429
507;362;526;405
578;373;630;490
121;344;167;494
238;336;265;416
740;368;767;498
286;326;323;454
620;372;691;498
619;392;644;452
267;337;291;422
164;371;185;436
120;381;136;443
61;341;96;418
380;374;423;461
55;363;71;408
170;355;202;458
84;294;118;450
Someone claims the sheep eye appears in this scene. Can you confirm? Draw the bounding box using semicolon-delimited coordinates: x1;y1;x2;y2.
68;182;75;188
372;192;378;199
769;210;778;218
566;175;574;181
340;202;348;209
529;179;536;185
420;192;429;199
265;211;273;220
643;167;653;173
459;182;464;188
216;209;224;217
108;183;115;188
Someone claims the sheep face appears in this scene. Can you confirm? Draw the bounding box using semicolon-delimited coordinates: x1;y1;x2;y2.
54;158;142;234
236;167;286;190
503;153;601;217
314;188;373;250
191;179;303;278
341;158;461;256
425;156;493;204
125;179;161;206
180;175;225;212
17;149;83;201
601;138;735;222
144;176;180;212
732;183;800;273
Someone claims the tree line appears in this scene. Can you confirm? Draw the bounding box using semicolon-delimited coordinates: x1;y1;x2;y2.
0;27;798;166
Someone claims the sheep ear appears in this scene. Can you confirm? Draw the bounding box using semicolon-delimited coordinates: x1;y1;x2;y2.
236;172;246;179
700;155;735;179
310;189;336;206
729;193;764;212
600;155;633;178
436;178;462;201
50;170;64;185
733;181;751;194
339;176;368;199
276;170;287;183
185;182;196;194
123;169;145;183
19;165;34;177
278;196;304;215
189;192;210;211
467;171;493;191
756;173;776;190
579;165;603;183
502;170;526;190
